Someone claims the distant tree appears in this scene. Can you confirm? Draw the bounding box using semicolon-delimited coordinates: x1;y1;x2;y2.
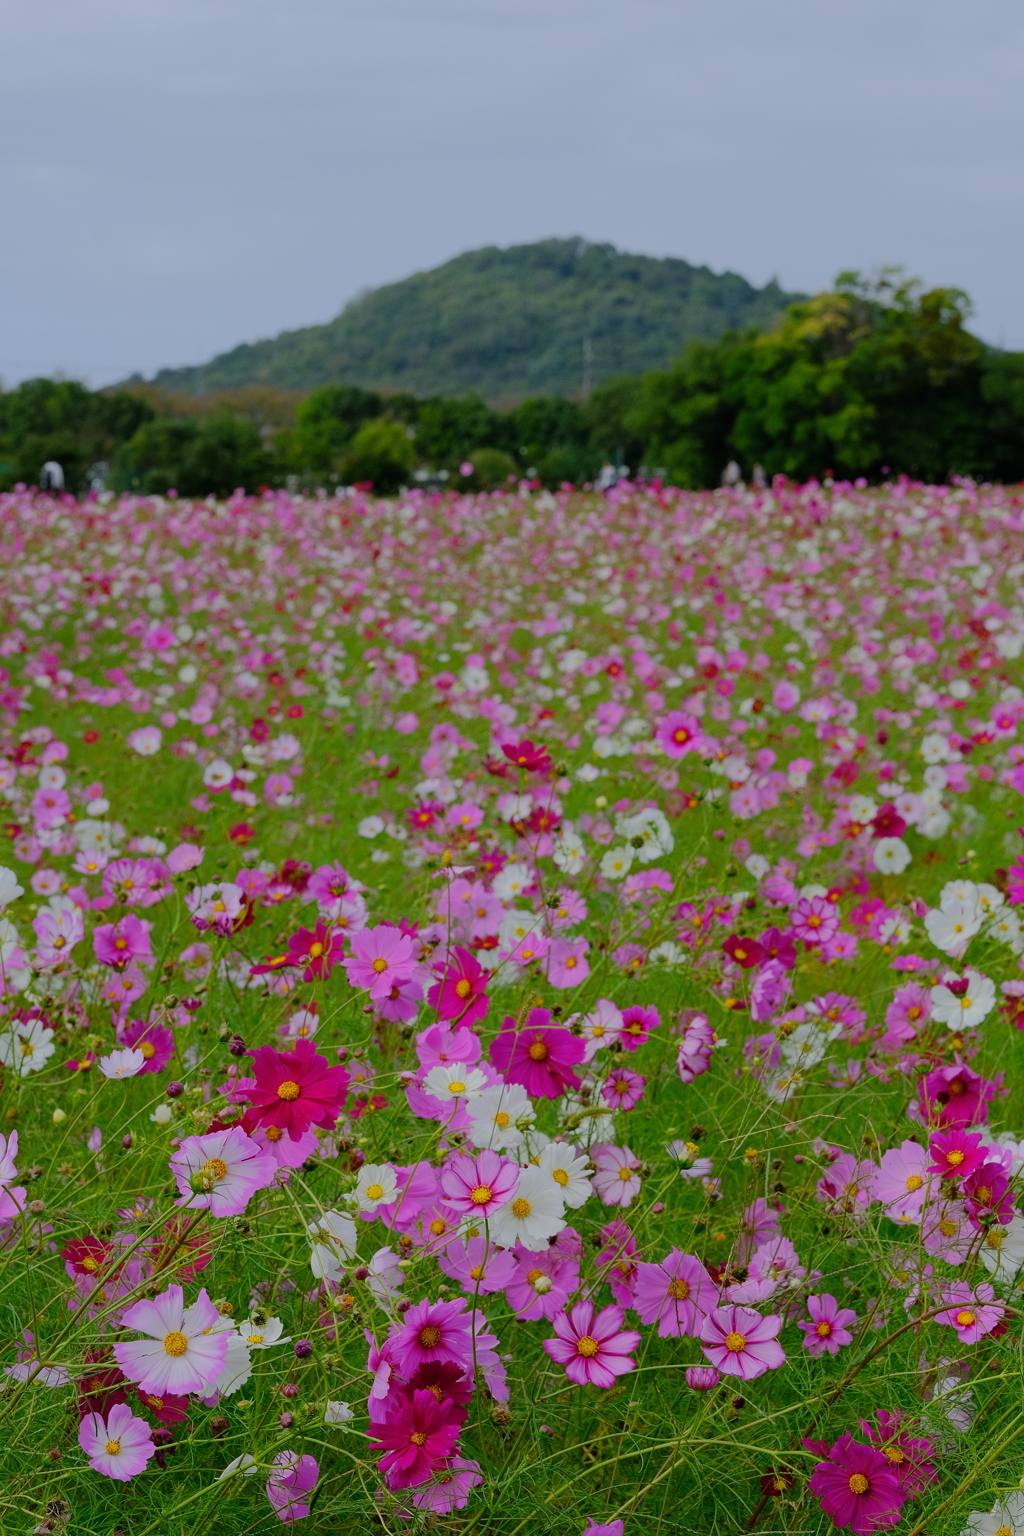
341;417;415;493
277;384;382;475
463;447;518;491
114;413;269;496
0;378;154;491
412;395;505;470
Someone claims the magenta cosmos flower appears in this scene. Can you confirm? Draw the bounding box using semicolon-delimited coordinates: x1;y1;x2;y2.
859;1410;938;1501
342;923;418;1001
619;1004;659;1051
78;1402;155;1480
169;1125;278;1218
601;1067;646;1112
543;1299;640;1389
797;1294;858;1357
390;1298;475;1372
806;1433;904;1534
120;1018;175;1074
428;945;490;1026
927;1127;986;1180
655;710;703;758
439;1149;519;1219
916;1061;995;1129
698;1304;785;1380
633;1249;717;1337
591;1144;643;1207
113;1285;228;1396
245;1038;349;1141
285;919;344;982
490;1008;585;1099
266;1450;319;1522
409;1456;484;1514
789;896;840;948
93;915;153;970
369;1387;463;1490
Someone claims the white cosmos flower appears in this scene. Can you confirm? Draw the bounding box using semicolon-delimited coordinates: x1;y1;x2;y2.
924;898;983;955
600;846;634;881
552;828;587;875
355;1163;399;1213
960;1492;1024;1536
764;1069;804;1104
237;1315;290;1349
464;1082;535;1150
364;1245;405;1306
780;1024;833;1069
357;814;385;838
202;757;235;790
422;1063;488;1104
308;1210;358;1283
217;1453;260;1480
744;853;770;880
487;1164;565;1248
99;1047;146;1080
975;882;1004;917
873;836;911;874
325;1400;355;1427
0;1019;55;1077
493;862;532;902
930;969;996;1030
537;1141;592;1208
977;1213;1024;1281
0;867;23;908
616;806;674;862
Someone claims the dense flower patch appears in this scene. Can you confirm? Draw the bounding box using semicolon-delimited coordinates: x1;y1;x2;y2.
0;476;1023;1534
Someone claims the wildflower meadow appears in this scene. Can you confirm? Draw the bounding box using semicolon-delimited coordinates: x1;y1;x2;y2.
2;474;1024;1536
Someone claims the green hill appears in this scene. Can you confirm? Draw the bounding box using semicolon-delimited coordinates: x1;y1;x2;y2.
143;238;804;402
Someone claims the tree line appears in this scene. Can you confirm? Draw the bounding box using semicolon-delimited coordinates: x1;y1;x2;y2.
3;272;1024;496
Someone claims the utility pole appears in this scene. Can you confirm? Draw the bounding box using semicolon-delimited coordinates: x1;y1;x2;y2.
582;336;593;402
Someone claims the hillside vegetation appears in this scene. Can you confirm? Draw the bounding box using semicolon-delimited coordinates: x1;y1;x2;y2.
142;238;803;401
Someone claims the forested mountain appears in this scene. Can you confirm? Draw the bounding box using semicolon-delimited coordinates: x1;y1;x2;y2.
142;239;803;402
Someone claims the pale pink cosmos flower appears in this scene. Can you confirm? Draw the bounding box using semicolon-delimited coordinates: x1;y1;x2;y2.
875;1140;932;1222
342;924;419;1001
267;1451;319;1523
32;902;84;965
99;1047;145;1080
816;1154;875;1215
169;1125;278;1218
797;1294;858;1357
185;881;245;935
789;896;840;948
79;1402;156;1480
409;1457;484;1514
591;1144;643;1207
547;937;590;989
439;1149;519;1219
578;998;623;1062
113;1285;229;1396
543;1299;640;1388
698;1304;785;1379
936;1281;1004;1343
633;1249;717;1337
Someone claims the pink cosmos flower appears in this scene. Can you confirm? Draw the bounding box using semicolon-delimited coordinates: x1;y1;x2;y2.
928;1128;986;1180
169;1126;278;1218
750;960;791;1021
655;710;703;758
489;1008;586;1099
266;1451;319;1522
601;1067;646;1111
915;1061;996;1129
543;1300;640;1389
439;1149;519;1220
633;1249;716;1337
963;1161;1015;1228
807;1433;904;1534
166;842;204;874
789;896;840;949
390;1298;475;1373
921;1202;974;1264
698;1304;785;1379
437;1234;518;1296
883;984;931;1045
816;1154;875;1214
504;1241;580;1320
936;1281;1004;1342
93;915;153;970
595;1220;638;1306
591;1144;643;1207
797;1294;858;1357
677;1014;715;1083
244;1039;349;1141
859;1410;938;1500
582;1523;624;1536
32;903;84;965
185;881;245;934
342;924;419;1001
369;1386;463;1489
547;936;591;990
685;1366;721;1391
285;920;344;982
427;945;490;1026
409;1457;484;1514
619;1004;659;1050
120;1018;175;1074
78;1402;155;1480
874;1140;932;1221
113;1285;229;1396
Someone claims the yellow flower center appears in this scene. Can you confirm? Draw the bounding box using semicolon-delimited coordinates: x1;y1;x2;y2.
247;1333;264;1344
724;1331;746;1353
848;1474;869;1495
512;1198;531;1218
527;1268;544;1285
365;1183;384;1201
455;979;472;998
418;1325;441;1348
946;1149;965;1166
309;942;324;958
266;1125;283;1142
884;1448;905;1465
429;1218;447;1236
552;1168;569;1187
528;1040;549;1061
469;1185;492;1206
163;1331;188;1356
816;1321;832;1338
939;1218;958;1237
371;957;388;973
495;1111;510;1128
617;1166;634;1181
905;1174;923;1191
410;1431;427;1446
576;1336;599;1358
104;1439;121;1455
277;1080;300;1100
447;1081;465;1095
201;1157;228;1182
955;1310;975;1327
668;1279;690;1300
469;1265;485;1280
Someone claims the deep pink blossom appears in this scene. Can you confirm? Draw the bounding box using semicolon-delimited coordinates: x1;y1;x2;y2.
266;1451;319;1521
601;1067;645;1111
915;1061;996;1129
390;1298;474;1372
427;945;489;1026
244;1039;349;1142
119;1018;175;1074
859;1411;938;1500
619;1004;659;1050
285;920;344;982
543;1300;640;1388
807;1433;904;1534
797;1294;858;1357
93;916;153;970
655;710;703;758
927;1127;987;1180
489;1008;585;1099
342;923;419;1000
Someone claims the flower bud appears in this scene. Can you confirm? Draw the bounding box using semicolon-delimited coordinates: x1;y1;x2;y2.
166;1081;185;1099
294;1340;312;1359
52;1108;66;1124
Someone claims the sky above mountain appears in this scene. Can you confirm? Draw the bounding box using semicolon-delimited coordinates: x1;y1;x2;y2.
2;0;1023;387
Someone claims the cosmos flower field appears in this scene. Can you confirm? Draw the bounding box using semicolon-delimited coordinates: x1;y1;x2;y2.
1;475;1024;1536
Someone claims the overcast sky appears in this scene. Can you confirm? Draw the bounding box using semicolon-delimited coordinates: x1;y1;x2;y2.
2;0;1024;387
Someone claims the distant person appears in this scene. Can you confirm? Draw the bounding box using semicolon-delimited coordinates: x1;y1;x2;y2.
40;461;64;492
597;462;618;492
722;460;742;487
752;463;767;489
